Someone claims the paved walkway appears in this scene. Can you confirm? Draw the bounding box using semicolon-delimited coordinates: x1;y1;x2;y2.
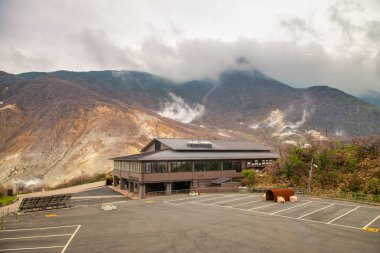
109;186;140;200
0;181;106;214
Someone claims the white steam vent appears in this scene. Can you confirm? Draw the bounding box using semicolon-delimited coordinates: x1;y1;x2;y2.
187;140;212;148
158;93;205;124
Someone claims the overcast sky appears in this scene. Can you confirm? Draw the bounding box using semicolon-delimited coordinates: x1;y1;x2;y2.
0;0;379;95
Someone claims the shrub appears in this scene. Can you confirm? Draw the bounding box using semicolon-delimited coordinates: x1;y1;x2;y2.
347;174;362;192
242;169;255;186
368;178;380;195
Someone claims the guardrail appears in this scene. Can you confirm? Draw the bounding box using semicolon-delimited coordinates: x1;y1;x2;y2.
295;188;380;204
146;187;261;197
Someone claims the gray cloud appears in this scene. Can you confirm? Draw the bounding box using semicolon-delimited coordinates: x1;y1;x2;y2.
366;21;380;41
0;0;379;96
279;17;317;41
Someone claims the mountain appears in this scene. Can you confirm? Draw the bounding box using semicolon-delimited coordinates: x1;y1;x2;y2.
1;68;380;186
359;90;380;108
0;71;219;187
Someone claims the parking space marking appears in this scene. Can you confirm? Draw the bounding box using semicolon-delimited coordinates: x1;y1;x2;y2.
271;201;313;215
61;225;81;253
362;214;380;229
297;204;335;219
327;206;360;224
184;198;366;231
208;196;259;205
0;234;72;241
164;194;380;233
363;227;379;232
0;224;81;253
0;245;65;252
164;194;222;203
228;199;263;207
272;213;363;231
189;195;237;204
2;225;80;232
248;203;278;211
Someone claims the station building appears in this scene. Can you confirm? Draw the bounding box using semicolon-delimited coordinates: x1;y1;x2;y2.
112;138;279;198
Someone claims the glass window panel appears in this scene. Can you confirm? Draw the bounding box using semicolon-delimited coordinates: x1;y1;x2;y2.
145;162;152;173
171;162;178;172
195;161;207;171
160;162;168;173
208;161;220;171
183;162;192;172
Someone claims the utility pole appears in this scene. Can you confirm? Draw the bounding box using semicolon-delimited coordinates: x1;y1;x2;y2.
308;158;317;193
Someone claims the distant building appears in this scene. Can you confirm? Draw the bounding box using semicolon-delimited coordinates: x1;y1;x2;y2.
112;138;279;198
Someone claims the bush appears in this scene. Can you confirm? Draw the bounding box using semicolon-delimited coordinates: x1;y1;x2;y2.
242;169;255;186
347;174;362;192
368;178;380;195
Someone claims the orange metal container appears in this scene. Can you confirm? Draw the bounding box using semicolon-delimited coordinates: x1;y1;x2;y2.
265;188;295;202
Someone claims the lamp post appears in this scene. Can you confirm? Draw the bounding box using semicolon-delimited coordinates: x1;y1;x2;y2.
308;158;318;193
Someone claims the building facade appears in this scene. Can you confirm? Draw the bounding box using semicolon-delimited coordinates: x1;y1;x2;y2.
112;138;279;198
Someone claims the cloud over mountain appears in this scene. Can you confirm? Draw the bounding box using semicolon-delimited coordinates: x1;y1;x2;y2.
0;0;379;95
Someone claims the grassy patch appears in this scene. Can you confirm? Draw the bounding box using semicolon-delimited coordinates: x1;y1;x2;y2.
0;195;17;206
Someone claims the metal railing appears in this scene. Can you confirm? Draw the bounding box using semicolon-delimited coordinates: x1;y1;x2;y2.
295;188;380;204
1;211;19;230
146;186;255;197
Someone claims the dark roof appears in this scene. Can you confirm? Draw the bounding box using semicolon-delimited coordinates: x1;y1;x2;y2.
141;138;271;152
110;151;157;160
112;149;279;161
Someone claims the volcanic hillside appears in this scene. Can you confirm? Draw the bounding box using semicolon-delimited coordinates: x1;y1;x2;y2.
1;68;380;186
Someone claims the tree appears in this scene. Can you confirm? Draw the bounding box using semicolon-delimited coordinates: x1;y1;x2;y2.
242;169;255;186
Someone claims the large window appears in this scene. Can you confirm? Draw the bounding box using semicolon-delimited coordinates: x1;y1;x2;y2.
194;161;207;171
207;161;220;171
194;161;221;171
144;162;168;173
115;161;142;173
223;160;242;172
171;161;192;172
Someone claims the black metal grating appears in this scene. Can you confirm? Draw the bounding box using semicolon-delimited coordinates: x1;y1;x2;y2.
18;194;72;212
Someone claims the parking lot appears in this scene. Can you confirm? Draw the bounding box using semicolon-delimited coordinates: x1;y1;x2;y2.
165;193;380;232
0;225;80;252
0;193;379;253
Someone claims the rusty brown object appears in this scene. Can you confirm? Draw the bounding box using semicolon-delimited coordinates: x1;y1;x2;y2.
266;188;295;202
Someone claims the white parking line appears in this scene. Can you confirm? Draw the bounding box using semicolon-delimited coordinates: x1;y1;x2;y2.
327;206;360;224
271;201;313;215
0;246;65;252
164;194;222;203
297;204;335;219
209;196;259;205
187;200;364;231
272;213;363;230
228;199;263;207
2;225;80;232
189;196;232;205
248;203;278;211
362;214;380;229
61;225;81;253
0;234;72;241
165;197;224;205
